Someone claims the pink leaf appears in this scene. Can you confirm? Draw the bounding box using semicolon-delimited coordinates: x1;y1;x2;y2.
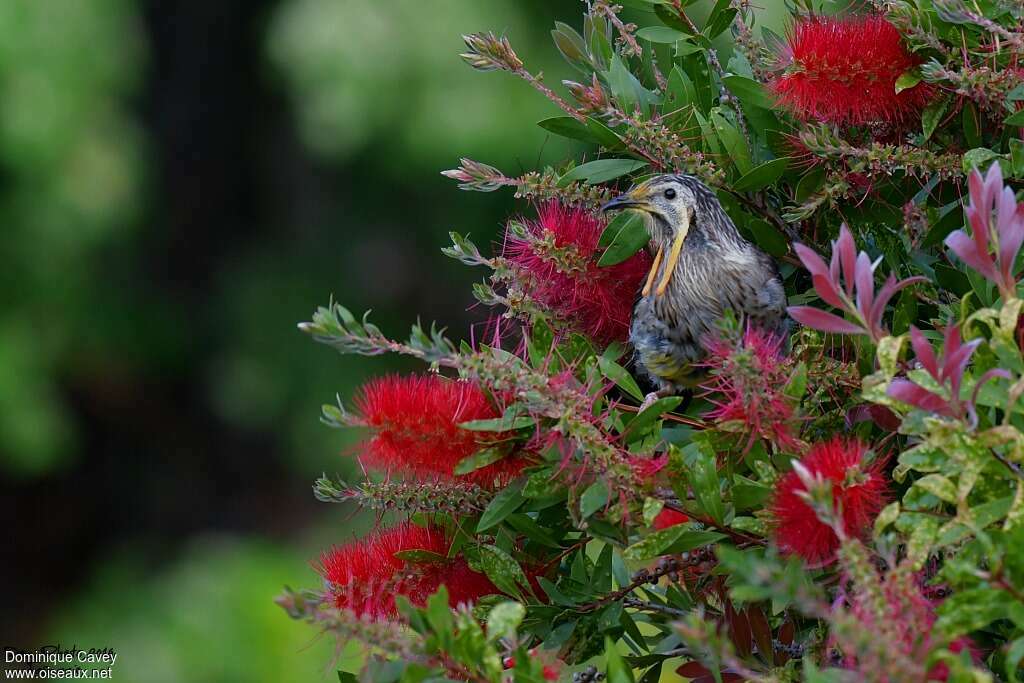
868;275;926;337
811;274;845;309
887;379;953;416
945;230;998;282
788;306;866;335
836;224;857;297
909;326;939;380
942;337;982;398
794;243;830;278
997;191;1024;288
853;252;876;325
795;243;844;308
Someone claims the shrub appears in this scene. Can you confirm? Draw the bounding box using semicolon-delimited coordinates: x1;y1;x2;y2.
282;2;1024;681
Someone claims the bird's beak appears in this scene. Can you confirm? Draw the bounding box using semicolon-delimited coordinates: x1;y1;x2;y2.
601;190;652;213
655;207;690;296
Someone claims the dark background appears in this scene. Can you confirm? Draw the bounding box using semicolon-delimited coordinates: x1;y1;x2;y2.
0;1;572;679
0;1;783;680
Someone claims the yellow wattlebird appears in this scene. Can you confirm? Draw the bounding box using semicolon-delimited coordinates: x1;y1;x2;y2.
602;174;788;408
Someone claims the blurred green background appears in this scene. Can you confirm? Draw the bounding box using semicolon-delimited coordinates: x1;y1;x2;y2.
0;1;785;680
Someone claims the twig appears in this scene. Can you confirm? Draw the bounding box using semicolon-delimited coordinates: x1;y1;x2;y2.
624;597;689;618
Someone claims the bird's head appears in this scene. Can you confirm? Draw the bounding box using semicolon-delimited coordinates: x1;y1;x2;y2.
602;174;712;297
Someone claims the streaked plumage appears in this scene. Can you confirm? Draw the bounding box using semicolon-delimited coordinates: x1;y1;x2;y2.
602;174;787;405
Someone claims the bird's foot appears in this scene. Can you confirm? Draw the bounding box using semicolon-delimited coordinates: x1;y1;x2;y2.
639;388;691;412
640;390;668;412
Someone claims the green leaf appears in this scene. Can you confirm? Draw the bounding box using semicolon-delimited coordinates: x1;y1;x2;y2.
962;147;1001;174
597;355;645;401
424;586;454;635
642;497;665;526
622;396;683;441
922;97;950;141
936;587;1008;635
732;480;771;510
586;117;627;149
476;545;531;599
705;0;737;38
1011;138;1024;178
460;415;535;431
605;53;661;116
1006;636;1024;683
895;70;922;93
558;159;648;187
963;103;982;148
605;637;636;683
912;473;957;504
537;116;599;144
794;167;825;202
623;524;692;560
607;54;638;114
477;480;526;531
666;66;696;109
733;158;789;191
635;26;688;43
598;211;651;266
552;22;588;70
654;4;695;34
691;442;727;524
1006;109;1024;127
394;549;449;564
506;513;561;548
722;74;772;109
624;526;725;560
454;447;509;475
783;361;807;399
874;501;900;536
710;110;752;174
694;110;720;155
486;601;525;641
682;51;714;112
747;219;787;257
581;480;610;518
664;530;727;554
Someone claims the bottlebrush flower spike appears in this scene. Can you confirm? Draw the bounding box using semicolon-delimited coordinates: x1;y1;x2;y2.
841;565;979;681
699;325;801;452
771;439;889;564
318;523;498;619
771;15;933;126
504;201;651;345
789;224;925;343
945;163;1024;299
352;373;525;487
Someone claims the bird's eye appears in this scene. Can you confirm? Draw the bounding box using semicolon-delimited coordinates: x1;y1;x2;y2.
663;188;676;199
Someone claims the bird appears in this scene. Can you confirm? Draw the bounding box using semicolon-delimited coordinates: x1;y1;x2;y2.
602;174;788;409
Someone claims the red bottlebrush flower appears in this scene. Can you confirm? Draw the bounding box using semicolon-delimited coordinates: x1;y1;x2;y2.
353;373;525;486
771;439;889;564
699;325;800;452
318;523;497;619
772;15;933;126
504;201;651;345
652;508;689;530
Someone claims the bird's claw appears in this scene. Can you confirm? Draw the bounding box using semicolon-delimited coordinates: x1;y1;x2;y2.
639;391;662;412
